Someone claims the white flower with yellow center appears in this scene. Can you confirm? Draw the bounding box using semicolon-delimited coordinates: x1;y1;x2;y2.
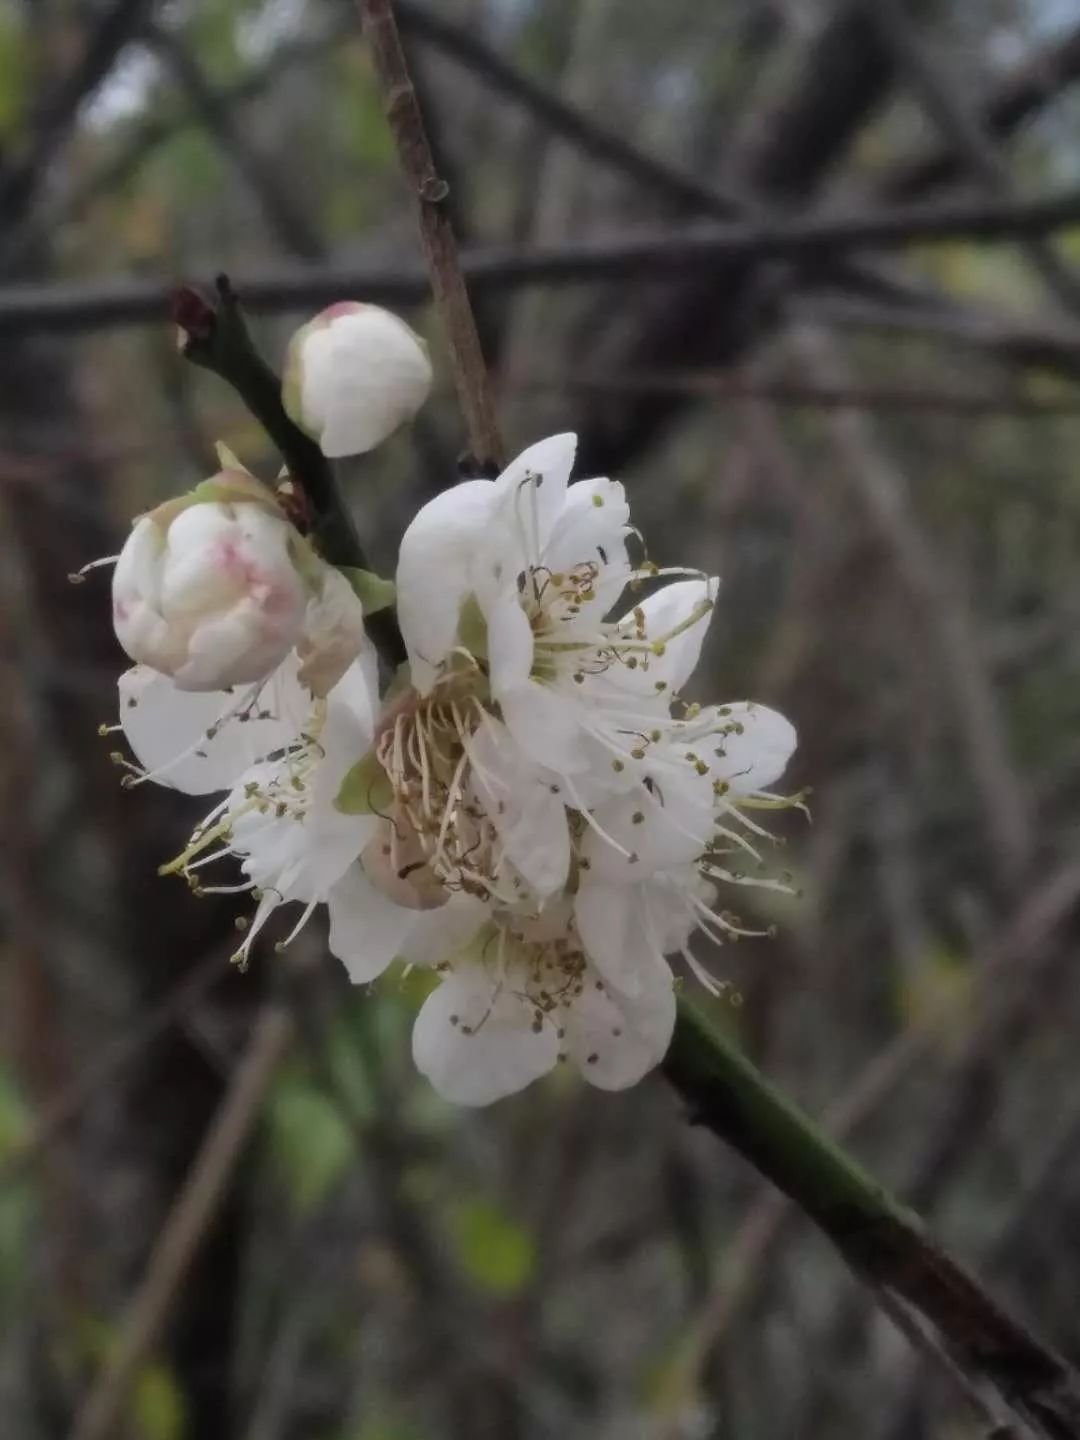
574;701;799;998
339;434;719;912
411;903;676;1106
160;655;486;976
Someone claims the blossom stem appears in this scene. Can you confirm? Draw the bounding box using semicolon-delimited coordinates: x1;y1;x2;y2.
664;999;1080;1436
173;275;406;668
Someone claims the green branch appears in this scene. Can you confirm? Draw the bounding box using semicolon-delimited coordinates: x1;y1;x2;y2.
665;999;1080;1438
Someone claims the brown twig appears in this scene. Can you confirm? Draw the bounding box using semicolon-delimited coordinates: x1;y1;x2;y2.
10;190;1080;334
866;0;1080;316
881;21;1080;201
871;1285;1023;1438
356;0;504;469
69;1000;294;1440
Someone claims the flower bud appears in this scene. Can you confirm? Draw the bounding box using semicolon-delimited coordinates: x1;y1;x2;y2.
112;472;308;692
283;302;432;458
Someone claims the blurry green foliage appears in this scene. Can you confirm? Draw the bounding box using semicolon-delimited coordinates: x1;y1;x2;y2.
77;1317;187;1440
0;11;28;142
267;1069;355;1213
132;1362;188;1440
0;1069;31;1299
448;1196;537;1296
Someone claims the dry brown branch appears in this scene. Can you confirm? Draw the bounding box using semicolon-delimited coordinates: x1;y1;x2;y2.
356;0;503;469
7;188;1080;334
867;0;1080;315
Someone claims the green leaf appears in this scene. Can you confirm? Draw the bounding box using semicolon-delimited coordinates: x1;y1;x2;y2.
268;1075;353;1213
132;1362;187;1440
341;567;397;615
336;749;394;815
449;1197;537;1296
0;15;28;142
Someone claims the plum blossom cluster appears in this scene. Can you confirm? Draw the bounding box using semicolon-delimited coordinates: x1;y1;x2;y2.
96;304;798;1106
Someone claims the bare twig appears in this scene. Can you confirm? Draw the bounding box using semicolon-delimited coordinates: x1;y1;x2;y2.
866;0;1080;314
8;186;1080;335
881;21;1080;201
0;0;154;220
0;22;349;275
871;1286;1023;1439
356;0;503;468
69;1001;294;1440
145;23;325;262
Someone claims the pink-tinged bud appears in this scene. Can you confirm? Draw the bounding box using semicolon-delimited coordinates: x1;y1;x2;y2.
283;302;432;458
111;487;308;692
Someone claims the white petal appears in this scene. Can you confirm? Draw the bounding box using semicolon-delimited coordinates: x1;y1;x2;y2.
117;656;308;795
327;864;418;983
412;958;558;1105
564;957;675;1090
490;433;576;564
399;895;487;967
310;660;378;806
395;480;499;693
707;703;797;793
541;476;630;577
574;880;666;997
484;593;534;699
619;577;718;698
584;772;712;882
498;680;591;776
467;717;570;899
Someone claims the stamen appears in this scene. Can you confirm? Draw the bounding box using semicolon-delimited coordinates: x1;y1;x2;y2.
69;555;120;583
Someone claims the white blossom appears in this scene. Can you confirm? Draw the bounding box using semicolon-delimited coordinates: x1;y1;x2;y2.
412;905;676;1106
106;428;802;1108
283;302;432;458
159;655;477;974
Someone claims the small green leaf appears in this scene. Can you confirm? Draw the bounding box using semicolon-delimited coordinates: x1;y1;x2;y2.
132;1362;187;1440
341;567;397;615
268;1076;353;1213
336;750;394;814
449;1197;537;1296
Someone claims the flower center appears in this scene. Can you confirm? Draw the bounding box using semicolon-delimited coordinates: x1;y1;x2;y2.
374;681;508;902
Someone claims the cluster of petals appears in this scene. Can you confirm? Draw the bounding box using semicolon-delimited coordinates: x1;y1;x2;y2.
107;416;797;1107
